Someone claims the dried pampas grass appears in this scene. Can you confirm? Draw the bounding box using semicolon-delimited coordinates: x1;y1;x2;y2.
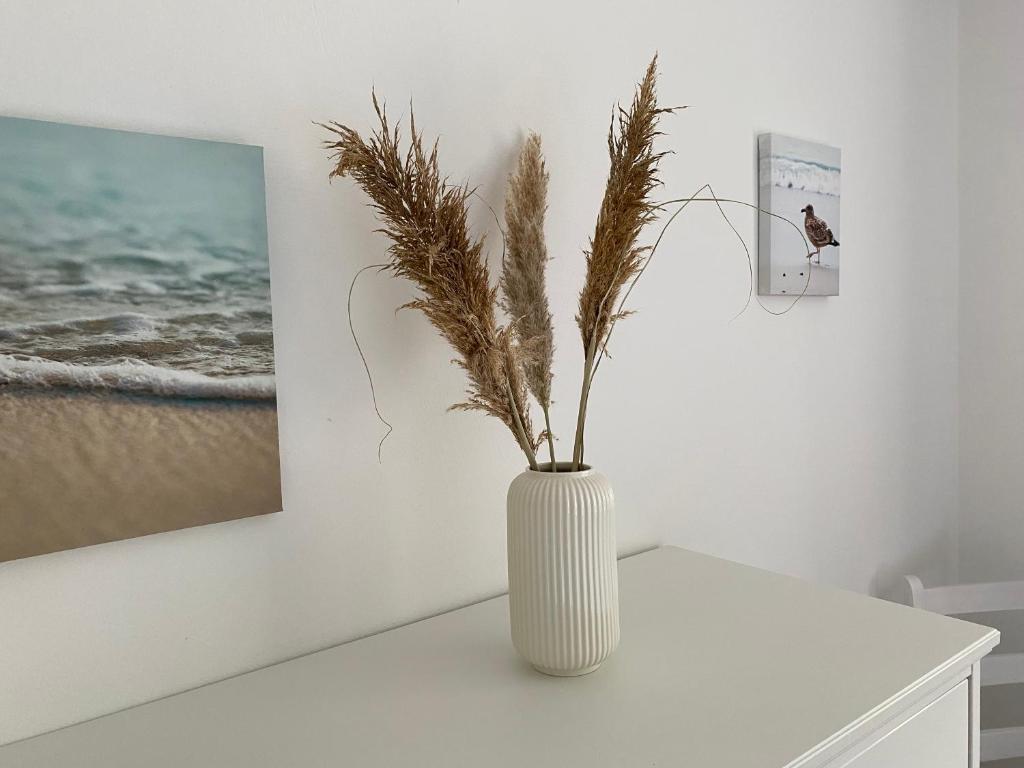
322;96;540;468
500;133;556;467
572;55;673;468
326;56;695;473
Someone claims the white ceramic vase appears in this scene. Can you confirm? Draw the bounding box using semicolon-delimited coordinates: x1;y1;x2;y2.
506;463;619;676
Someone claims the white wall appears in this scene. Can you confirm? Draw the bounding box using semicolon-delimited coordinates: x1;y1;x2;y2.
0;0;962;745
957;2;1024;728
958;0;1024;584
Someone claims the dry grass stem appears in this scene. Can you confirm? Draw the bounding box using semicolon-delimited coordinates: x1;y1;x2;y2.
572;55;673;468
322;96;539;468
501;133;556;467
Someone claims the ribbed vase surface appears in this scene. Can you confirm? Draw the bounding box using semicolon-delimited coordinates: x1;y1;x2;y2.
506;464;619;676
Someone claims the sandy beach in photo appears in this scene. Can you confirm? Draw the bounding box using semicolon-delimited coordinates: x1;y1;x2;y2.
0;387;281;562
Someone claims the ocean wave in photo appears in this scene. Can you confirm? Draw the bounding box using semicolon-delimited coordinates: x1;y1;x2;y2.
0;311;160;341
0;354;275;400
760;155;841;197
0;115;275;400
0;308;274;376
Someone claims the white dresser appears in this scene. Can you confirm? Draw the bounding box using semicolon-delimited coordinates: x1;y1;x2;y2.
0;546;998;768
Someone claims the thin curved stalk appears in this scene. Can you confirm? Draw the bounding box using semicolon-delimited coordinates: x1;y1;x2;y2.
591;187;813;384
348;263;395;463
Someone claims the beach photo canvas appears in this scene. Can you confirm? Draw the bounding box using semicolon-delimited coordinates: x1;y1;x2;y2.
0;116;281;562
758;133;841;296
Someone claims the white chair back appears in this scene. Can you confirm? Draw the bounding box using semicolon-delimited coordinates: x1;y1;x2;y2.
903;575;1024;761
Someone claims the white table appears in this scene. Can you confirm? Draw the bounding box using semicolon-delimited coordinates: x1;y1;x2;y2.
1;546;999;767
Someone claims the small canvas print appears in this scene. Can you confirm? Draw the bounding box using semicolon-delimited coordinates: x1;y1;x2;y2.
758;133;841;296
0;116;281;562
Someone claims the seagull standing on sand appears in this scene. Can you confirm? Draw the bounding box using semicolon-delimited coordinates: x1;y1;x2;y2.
800;204;839;264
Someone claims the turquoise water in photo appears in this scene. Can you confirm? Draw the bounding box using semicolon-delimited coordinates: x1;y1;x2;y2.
0;116;274;399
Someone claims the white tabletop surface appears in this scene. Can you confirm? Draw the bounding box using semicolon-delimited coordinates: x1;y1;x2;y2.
1;546;998;768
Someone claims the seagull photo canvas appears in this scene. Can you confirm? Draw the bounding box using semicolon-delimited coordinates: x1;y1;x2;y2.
0;116;282;562
758;133;841;296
